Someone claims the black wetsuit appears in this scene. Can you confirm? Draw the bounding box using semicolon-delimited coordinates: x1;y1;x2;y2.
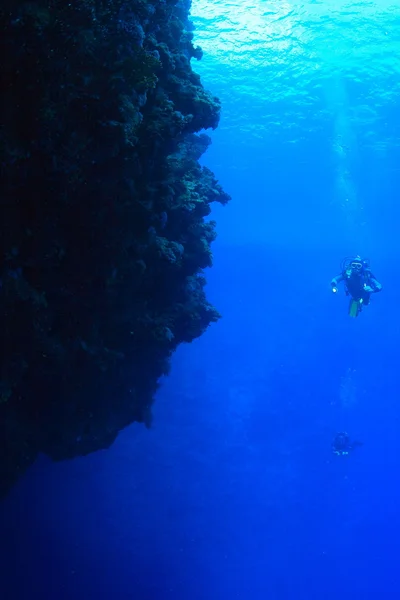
331;268;382;305
332;432;363;455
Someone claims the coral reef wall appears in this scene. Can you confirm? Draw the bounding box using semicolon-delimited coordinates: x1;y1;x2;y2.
0;0;230;497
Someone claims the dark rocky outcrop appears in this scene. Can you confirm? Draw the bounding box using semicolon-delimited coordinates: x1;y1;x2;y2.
0;0;230;497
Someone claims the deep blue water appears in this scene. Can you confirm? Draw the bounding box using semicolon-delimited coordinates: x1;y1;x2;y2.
2;1;400;598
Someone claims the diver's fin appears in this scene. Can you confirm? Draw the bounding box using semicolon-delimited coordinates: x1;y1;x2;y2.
349;299;360;318
352;440;363;448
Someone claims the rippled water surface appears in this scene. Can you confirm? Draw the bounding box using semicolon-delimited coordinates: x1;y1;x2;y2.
191;0;400;250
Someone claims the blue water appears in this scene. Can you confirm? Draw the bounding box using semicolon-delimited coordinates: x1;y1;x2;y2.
2;1;400;598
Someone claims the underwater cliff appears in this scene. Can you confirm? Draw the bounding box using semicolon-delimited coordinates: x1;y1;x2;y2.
0;0;230;497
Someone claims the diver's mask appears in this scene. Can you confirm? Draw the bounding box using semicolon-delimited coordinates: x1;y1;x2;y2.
350;261;363;272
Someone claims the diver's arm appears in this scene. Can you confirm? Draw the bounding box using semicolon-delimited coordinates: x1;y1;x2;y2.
370;277;382;292
331;274;343;288
368;272;382;293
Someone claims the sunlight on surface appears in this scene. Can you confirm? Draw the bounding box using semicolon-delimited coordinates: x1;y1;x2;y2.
191;0;400;72
190;0;400;244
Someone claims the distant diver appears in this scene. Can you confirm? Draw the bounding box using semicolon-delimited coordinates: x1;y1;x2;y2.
332;432;363;456
331;255;382;317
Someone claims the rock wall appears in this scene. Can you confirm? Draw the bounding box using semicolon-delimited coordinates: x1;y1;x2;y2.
0;0;230;497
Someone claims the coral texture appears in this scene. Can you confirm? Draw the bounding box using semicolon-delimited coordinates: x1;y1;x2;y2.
0;0;230;497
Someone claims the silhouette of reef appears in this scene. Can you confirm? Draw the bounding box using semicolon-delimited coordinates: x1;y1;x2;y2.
0;0;230;497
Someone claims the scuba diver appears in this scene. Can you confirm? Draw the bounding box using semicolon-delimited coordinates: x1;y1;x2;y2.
331;255;382;317
332;432;363;456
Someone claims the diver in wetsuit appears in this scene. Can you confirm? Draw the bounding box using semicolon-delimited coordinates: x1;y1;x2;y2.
332;432;363;456
331;256;382;315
